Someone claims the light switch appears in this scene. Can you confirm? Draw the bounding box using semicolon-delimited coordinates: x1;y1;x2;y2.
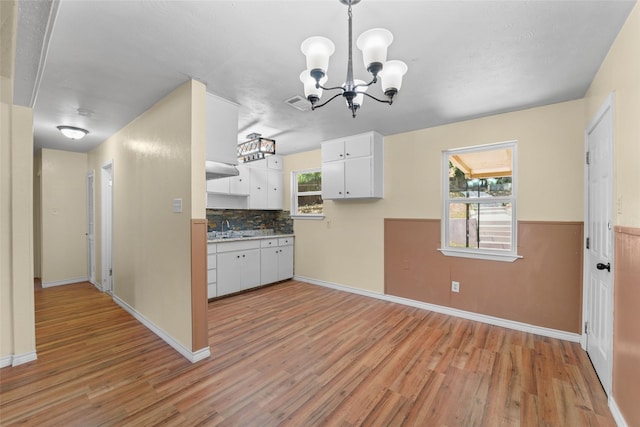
172;198;182;213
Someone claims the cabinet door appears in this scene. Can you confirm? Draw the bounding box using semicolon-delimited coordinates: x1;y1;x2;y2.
267;155;283;170
260;247;279;285
267;169;283;210
321;161;345;199
206;93;239;165
207;177;230;194
345;157;372;198
278;245;294;281
230;165;250;195
217;252;241;296
240;249;261;290
249;168;268;209
344;134;372;159
321;139;345;163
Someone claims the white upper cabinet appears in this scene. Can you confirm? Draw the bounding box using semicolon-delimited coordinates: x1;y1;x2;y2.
206;93;239;165
247;155;284;210
229;164;250;195
321;131;383;200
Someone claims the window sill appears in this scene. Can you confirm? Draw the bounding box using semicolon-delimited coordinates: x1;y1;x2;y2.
438;248;522;263
290;214;324;221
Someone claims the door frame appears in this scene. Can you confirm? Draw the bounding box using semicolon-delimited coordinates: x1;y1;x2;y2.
581;92;615;396
86;170;96;287
101;160;114;294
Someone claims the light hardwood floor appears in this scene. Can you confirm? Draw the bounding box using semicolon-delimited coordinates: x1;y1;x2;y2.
0;280;614;426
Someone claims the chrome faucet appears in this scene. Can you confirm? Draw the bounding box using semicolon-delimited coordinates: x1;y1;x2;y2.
221;219;231;234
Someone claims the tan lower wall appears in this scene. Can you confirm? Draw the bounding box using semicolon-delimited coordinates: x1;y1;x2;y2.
384;219;583;333
613;226;640;426
191;219;208;352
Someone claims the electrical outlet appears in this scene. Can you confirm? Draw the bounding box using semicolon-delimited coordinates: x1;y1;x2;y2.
451;281;460;293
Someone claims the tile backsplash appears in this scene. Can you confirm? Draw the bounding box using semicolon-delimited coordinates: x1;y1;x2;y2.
206;209;293;234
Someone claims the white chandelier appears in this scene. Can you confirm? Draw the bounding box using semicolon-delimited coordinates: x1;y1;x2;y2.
299;0;408;118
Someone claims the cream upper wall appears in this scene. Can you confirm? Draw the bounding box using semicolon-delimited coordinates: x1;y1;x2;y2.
585;2;640;228
190;81;206;218
40;149;88;284
285;99;586;293
88;80;201;350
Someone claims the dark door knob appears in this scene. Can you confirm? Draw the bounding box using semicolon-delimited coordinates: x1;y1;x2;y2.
596;262;611;272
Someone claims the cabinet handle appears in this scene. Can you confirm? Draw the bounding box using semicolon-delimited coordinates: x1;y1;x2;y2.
339;154;344;157
346;152;350;156
236;255;240;259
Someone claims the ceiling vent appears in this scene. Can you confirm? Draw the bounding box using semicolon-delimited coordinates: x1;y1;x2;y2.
284;95;311;111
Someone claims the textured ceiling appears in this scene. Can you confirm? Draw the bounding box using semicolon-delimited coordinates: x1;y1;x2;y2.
14;0;636;155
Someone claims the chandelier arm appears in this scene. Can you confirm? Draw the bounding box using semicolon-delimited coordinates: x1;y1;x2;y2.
361;91;393;105
311;92;344;110
353;78;377;90
317;84;347;92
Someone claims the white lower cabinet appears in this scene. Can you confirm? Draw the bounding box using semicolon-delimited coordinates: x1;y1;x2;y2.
213;236;294;297
216;240;261;296
260;237;294;285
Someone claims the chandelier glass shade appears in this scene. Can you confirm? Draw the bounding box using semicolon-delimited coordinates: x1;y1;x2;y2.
300;0;408;118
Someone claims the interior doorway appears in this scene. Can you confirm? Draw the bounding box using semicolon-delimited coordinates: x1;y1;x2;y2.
583;94;614;396
101;161;114;294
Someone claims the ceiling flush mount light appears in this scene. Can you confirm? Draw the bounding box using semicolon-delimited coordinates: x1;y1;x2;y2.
300;0;408;118
237;133;276;163
57;125;89;140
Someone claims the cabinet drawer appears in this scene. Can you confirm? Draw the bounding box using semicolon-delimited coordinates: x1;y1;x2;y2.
278;237;294;246
207;268;216;284
207;283;217;299
261;238;279;248
217;240;261;253
207;244;217;254
207;254;216;268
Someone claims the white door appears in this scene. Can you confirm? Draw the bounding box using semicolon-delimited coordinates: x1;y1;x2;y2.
267;169;283;210
86;171;95;285
101;162;114;293
345;157;372;198
240;249;261;290
217;251;241;296
260;247;279;285
584;95;614;396
278;245;294;281
249;168;268;209
321;161;345;199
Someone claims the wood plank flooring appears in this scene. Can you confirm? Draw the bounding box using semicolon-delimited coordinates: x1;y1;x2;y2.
0;280;614;426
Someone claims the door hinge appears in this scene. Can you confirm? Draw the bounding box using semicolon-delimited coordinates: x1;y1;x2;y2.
586;151;590;165
584;321;588;334
109;268;113;276
586;237;590;249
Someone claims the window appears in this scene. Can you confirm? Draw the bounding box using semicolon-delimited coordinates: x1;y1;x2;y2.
440;141;520;262
291;169;323;219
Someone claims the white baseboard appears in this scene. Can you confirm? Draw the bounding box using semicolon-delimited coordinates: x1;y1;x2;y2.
295;275;581;343
0;351;38;368
0;355;12;368
89;279;102;291
112;294;210;363
42;277;89;288
609;396;628;427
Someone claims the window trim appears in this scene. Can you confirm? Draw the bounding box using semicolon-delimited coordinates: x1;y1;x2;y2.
290;168;324;220
439;141;522;262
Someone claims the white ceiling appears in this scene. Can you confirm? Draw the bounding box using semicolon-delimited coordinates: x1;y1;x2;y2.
14;0;636;156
